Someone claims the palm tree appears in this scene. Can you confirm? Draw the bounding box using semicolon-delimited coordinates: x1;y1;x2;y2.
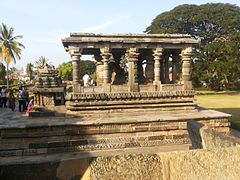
35;56;49;69
0;23;25;88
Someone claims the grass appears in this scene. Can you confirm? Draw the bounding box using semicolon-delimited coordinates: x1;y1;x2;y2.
195;92;240;130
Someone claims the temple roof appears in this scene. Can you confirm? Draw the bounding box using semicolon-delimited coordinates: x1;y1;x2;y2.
62;33;199;46
62;33;200;54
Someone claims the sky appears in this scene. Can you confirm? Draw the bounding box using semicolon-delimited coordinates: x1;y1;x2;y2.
1;0;239;69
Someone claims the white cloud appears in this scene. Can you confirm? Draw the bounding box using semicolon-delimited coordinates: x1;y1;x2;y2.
79;15;133;33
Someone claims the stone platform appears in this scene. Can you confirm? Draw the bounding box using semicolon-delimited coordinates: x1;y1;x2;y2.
0;107;230;157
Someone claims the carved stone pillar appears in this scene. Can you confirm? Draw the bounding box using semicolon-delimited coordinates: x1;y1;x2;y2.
164;53;170;84
153;47;163;85
181;47;193;90
126;48;139;92
100;47;111;86
69;47;81;84
172;52;180;84
96;61;103;86
94;53;103;86
69;46;81;93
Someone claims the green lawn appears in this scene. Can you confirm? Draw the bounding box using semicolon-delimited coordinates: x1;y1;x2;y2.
195;92;240;130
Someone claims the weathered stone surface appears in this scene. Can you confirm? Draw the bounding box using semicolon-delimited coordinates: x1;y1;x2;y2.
160;147;240;180
188;120;239;149
90;154;162;180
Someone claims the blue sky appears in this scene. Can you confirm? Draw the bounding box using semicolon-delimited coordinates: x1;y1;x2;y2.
1;0;239;69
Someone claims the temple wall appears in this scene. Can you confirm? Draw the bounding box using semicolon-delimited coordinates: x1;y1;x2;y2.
1;147;240;180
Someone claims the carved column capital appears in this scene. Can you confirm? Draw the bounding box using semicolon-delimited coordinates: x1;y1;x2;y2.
100;47;111;61
181;47;192;61
152;47;163;61
126;48;139;62
68;46;82;57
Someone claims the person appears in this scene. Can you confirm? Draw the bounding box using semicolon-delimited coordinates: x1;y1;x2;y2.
0;87;2;108
82;73;90;86
1;86;7;108
18;87;27;112
26;97;34;116
8;89;15;111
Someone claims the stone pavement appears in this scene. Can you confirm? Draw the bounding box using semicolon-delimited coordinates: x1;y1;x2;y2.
0;106;231;129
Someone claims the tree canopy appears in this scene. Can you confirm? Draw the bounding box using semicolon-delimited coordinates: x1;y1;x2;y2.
57;60;96;81
0;23;24;88
145;3;240;90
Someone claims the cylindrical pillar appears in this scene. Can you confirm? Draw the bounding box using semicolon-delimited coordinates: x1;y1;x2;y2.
153;47;163;85
69;46;81;85
126;48;139;92
181;47;193;89
71;54;81;84
100;47;111;86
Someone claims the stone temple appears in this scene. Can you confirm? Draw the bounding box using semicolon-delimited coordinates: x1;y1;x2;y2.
1;33;239;179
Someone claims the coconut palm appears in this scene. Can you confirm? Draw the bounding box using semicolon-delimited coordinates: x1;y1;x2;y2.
35;56;48;69
0;23;25;88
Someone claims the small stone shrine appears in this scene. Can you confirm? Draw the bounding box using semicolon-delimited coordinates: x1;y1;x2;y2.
32;65;65;107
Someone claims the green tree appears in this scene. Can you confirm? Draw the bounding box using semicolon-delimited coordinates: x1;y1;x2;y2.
57;60;96;81
0;23;25;88
145;3;240;90
57;61;72;81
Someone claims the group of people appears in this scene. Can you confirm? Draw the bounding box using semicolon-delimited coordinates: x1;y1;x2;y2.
0;86;33;113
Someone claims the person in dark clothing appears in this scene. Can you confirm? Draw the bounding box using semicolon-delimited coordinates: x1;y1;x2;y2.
1;86;7;108
18;87;26;112
8;89;15;111
0;87;2;108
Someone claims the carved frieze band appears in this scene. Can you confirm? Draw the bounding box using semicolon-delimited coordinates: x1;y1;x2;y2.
71;90;195;101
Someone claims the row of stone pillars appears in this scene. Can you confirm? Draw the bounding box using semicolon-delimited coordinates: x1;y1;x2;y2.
69;46;193;91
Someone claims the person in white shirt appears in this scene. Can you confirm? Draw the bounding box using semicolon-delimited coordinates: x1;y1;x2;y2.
82;74;91;87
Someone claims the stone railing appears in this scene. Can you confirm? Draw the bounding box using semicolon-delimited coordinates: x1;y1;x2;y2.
73;84;185;94
71;90;195;101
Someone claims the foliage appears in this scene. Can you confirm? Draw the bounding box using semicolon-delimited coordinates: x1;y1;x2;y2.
57;61;72;81
57;60;96;81
35;56;53;69
0;23;24;88
145;3;240;90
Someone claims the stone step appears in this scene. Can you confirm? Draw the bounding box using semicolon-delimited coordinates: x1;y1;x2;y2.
67;102;197;111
